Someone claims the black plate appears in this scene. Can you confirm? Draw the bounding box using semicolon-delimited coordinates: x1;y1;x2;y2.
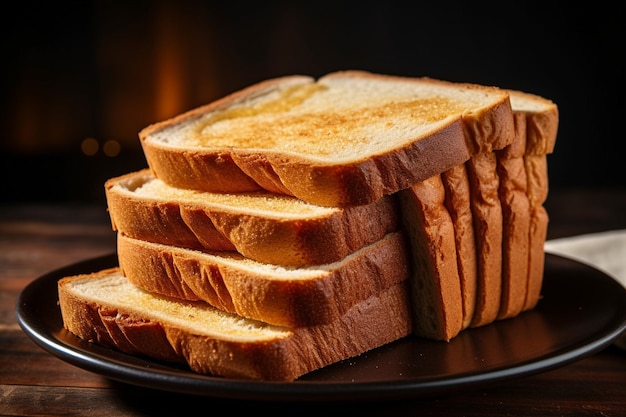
16;253;626;402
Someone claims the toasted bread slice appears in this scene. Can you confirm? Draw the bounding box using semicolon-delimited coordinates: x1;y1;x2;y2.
509;90;559;156
398;176;463;341
441;164;477;329
523;154;550;310
508;90;558;311
140;70;515;207
465;152;503;327
496;112;531;319
116;232;409;327
426;89;558;325
58;269;412;381
105;169;400;267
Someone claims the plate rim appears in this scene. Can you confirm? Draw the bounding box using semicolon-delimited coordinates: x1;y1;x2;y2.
15;252;626;402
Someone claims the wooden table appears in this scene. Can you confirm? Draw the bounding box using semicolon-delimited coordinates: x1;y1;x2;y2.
2;188;626;416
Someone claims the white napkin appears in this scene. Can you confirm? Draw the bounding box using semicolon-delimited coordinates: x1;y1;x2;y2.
544;229;626;349
544;229;626;288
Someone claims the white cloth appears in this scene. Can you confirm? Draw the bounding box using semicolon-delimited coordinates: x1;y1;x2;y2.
545;229;626;288
545;230;626;349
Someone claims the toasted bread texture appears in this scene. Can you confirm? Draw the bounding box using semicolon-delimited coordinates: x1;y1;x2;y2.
508;90;559;311
399;89;559;330
140;70;515;207
524;154;550;311
105;169;400;267
508;90;559;156
116;232;410;327
496;112;531;319
58;72;560;382
465;151;503;327
441;164;477;329
58;269;412;381
398;176;463;341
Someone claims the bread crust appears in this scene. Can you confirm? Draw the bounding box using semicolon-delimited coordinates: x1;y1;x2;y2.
508;90;558;312
496;112;531;319
139;71;515;207
524;155;549;311
57;75;561;381
142;120;469;207
116;232;410;327
105;169;400;267
441;164;477;329
398;177;463;341
466;152;503;327
232;120;469;207
58;269;412;381
427;95;555;327
508;89;559;155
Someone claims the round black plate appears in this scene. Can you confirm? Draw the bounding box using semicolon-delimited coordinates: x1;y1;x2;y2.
15;253;626;402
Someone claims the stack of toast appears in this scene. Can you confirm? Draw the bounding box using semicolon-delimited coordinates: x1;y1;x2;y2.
57;71;558;381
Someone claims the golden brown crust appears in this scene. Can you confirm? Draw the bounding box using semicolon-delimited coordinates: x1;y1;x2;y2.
461;96;515;154
508;89;559;155
523;155;550;310
140;75;316;194
398;177;463;341
232;120;471;207
58;270;412;381
105;170;401;267
525;108;559;155
465;152;503;328
441;164;477;329
142;120;470;207
139;71;515;207
496;114;531;319
58;77;560;383
507;91;558;312
116;232;410;327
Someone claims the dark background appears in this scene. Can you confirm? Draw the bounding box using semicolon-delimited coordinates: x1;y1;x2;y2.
1;0;624;205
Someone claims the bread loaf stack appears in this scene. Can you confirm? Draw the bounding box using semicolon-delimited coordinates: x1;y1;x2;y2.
58;71;558;381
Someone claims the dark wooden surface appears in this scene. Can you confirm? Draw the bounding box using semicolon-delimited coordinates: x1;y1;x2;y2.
1;187;626;416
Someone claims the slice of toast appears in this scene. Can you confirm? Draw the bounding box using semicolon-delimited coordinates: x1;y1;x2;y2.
116;232;409;328
524;154;550;311
467;89;558;322
441;163;477;329
140;70;515;207
465;151;503;327
105;169;400;267
496;112;531;319
397;176;463;341
508;90;558;311
58;268;412;381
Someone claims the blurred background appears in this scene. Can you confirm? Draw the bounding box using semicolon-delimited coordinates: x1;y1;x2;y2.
1;0;624;205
